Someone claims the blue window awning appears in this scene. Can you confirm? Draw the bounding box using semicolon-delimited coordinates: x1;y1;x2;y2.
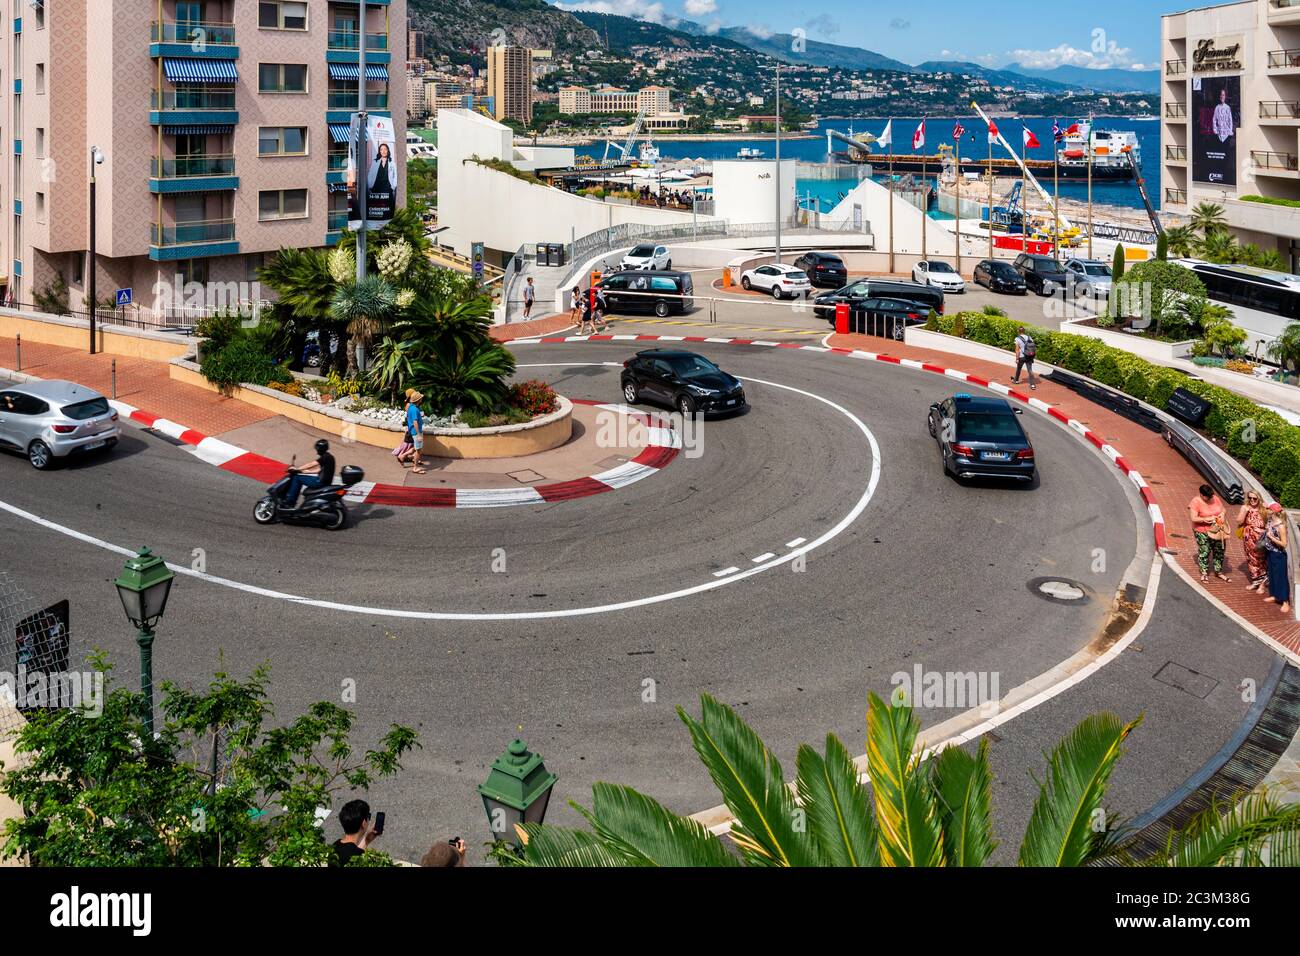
328;123;351;144
166;124;235;136
163;57;238;83
327;63;388;82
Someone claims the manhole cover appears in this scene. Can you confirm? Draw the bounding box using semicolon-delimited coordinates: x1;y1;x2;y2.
1027;576;1091;604
1153;661;1219;699
506;469;546;484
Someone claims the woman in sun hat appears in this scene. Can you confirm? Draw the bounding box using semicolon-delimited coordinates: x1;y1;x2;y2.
404;388;427;475
1237;491;1269;592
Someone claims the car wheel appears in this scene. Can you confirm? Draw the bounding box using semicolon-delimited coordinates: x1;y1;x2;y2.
665;260;672;270
770;285;783;299
741;276;752;290
623;379;639;404
27;440;53;470
927;415;936;438
892;323;905;341
654;300;670;317
253;497;278;524
676;393;696;416
324;501;348;531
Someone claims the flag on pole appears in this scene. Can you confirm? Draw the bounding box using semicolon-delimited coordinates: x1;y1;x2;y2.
953;121;965;140
878;119;892;149
986;118;999;144
1023;127;1041;150
1052;119;1062;143
912;119;925;150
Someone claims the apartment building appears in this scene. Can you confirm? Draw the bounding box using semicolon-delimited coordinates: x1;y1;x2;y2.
486;44;531;126
0;0;406;312
1162;0;1300;269
557;84;673;117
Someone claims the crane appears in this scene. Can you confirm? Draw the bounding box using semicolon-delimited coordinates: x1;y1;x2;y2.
970;100;1073;232
602;107;648;164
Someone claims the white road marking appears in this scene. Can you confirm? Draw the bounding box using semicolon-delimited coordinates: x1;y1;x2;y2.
712;567;741;578
785;537;806;548
751;552;776;563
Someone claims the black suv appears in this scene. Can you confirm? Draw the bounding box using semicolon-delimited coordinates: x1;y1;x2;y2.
621;349;746;416
793;251;848;288
598;270;695;317
1012;253;1070;296
813;279;944;321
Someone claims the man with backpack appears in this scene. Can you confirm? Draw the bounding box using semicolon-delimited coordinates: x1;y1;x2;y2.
1012;327;1038;391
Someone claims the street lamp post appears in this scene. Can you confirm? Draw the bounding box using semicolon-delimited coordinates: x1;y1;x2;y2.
477;738;558;849
113;547;175;736
88;146;105;354
774;63;782;265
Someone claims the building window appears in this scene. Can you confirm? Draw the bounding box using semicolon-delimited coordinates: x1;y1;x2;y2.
34;191;43;222
34;127;43;157
34;63;44;94
71;252;83;285
245;252;266;283
258;1;308;31
258;126;308;156
258;63;309;94
258;188;308;221
33;0;43;29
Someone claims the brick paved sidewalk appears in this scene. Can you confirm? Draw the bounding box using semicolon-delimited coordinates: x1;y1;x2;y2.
829;331;1300;656
490;313;575;342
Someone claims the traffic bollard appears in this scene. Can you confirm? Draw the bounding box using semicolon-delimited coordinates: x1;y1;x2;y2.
112;359;117;399
834;303;849;335
14;333;20;372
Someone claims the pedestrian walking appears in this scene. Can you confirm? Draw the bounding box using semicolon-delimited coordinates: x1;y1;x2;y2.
1237;491;1269;592
579;290;595;335
569;285;582;325
1011;327;1038;390
1262;503;1291;614
405;388;427;475
593;286;610;332
522;277;536;318
1189;483;1232;584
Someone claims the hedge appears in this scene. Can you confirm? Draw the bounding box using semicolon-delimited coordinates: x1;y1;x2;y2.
930;311;1300;500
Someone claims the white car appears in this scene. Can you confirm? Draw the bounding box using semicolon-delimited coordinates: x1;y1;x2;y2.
620;243;671;271
912;260;966;292
741;263;813;299
1064;258;1113;298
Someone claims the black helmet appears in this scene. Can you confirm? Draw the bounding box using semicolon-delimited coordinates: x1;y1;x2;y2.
315;439;330;454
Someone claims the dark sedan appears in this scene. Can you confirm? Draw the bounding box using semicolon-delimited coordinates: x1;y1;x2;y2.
793;251;848;288
621;349;746;416
1012;253;1070;296
926;393;1036;482
973;259;1028;294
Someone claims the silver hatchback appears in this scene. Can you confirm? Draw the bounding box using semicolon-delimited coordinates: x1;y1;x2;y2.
0;380;120;469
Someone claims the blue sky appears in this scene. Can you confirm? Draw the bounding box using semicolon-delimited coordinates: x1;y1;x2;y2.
552;0;1186;70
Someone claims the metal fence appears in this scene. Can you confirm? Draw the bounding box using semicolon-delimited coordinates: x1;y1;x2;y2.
0;572;73;736
1;298;271;334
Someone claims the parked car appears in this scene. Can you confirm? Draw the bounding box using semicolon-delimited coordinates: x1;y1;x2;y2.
912;260;966;293
793;251;848;288
621;349;747;416
598;270;694;317
841;297;929;340
0;380;120;470
1063;258;1114;298
972;259;1028;294
620;243;672;271
926;393;1036;482
813;279;945;320
740;263;813;299
1012;253;1071;296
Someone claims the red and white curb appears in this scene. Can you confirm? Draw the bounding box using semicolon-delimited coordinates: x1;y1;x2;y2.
507;333;1168;548
107;397;680;509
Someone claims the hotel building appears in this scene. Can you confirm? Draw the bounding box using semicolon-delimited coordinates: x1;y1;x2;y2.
557;84;673;117
0;0;406;313
1162;0;1300;269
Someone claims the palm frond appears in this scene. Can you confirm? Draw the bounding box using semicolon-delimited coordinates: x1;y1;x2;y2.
795;733;880;866
1152;792;1300;867
677;694;826;867
576;783;740;867
931;739;998;867
866;691;945;867
1017;712;1141;867
506;822;628;867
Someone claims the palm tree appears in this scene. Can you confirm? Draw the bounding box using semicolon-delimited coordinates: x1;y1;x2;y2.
1163;225;1197;259
330;275;397;377
1190;201;1227;238
411;338;516;412
1198;228;1237;264
1268;322;1300;372
499;692;1300;867
258;247;343;372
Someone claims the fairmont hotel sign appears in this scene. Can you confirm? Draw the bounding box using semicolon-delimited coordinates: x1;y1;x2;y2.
1192;37;1244;73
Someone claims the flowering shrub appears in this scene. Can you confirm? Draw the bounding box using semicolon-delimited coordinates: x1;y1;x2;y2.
508;380;560;417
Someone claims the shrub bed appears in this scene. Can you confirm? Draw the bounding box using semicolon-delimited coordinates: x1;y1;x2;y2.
931;311;1300;501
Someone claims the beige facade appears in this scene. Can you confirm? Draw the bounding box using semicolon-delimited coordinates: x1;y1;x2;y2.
1;0;406;313
557;84;673;117
1162;0;1300;268
487;45;531;126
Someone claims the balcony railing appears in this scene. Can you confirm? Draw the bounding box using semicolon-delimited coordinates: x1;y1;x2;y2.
1268;48;1300;68
150;21;236;45
152;88;237;111
328;152;348;170
1165;188;1187;204
1261;101;1300;119
151;218;236;247
1165;103;1187;118
1251;150;1300;170
1165;145;1187;161
1165;59;1186;75
327;30;389;51
151;154;236;178
327;210;348;232
328;90;388;109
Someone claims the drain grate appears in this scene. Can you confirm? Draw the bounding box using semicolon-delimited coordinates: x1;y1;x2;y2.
1027;576;1090;604
1153;660;1219;699
145;429;186;446
506;469;546;484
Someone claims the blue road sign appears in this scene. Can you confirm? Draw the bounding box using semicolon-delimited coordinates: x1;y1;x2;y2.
115;288;132;307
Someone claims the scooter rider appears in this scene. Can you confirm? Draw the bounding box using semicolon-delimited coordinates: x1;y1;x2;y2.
283;438;336;505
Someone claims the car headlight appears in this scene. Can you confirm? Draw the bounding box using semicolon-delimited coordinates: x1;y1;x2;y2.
685;384;718;396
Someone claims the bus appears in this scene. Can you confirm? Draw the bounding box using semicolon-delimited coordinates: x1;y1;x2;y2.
1170;258;1300;349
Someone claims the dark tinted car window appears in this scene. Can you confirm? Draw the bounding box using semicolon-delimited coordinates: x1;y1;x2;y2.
62;397;111;420
6;393;49;415
957;412;1024;442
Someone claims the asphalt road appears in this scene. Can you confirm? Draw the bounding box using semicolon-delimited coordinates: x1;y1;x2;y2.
0;342;1153;862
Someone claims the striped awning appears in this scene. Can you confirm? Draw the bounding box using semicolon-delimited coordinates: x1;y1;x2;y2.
162;57;238;83
165;124;235;136
328;123;351;144
327;62;389;82
328;182;349;193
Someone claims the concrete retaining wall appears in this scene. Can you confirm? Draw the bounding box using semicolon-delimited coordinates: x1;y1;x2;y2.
0;309;193;361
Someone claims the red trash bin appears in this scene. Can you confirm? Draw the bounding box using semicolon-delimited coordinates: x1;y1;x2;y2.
835;302;849;335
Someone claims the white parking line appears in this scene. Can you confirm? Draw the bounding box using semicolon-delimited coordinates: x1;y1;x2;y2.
785;537;807;548
752;552;776;563
712;566;741;578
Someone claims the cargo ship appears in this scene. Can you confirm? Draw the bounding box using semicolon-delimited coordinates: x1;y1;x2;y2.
1055;124;1140;181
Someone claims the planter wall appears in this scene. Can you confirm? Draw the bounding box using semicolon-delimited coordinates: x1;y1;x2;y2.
1060;317;1195;361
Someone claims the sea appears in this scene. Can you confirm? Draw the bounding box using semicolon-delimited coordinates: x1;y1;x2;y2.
647;116;1162;215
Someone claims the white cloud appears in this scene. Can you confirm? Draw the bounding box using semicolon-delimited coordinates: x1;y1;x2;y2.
806;13;840;39
703;18;722;34
1000;42;1147;70
888;17;909;30
937;49;1001;68
683;0;717;15
556;0;677;26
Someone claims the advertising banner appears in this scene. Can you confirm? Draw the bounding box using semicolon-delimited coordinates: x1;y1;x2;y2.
1192;74;1239;187
347;114;399;231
